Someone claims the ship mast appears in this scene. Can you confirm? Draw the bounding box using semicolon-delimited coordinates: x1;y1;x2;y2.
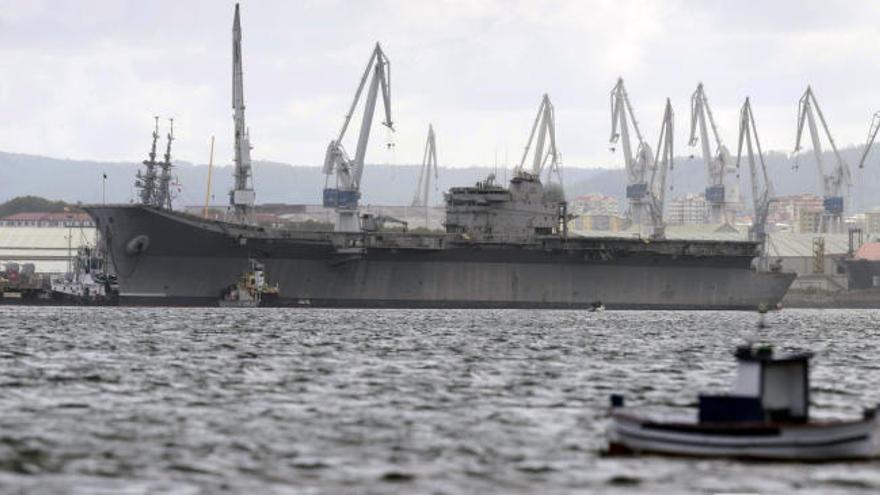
230;3;255;224
156;118;175;210
135;116;160;206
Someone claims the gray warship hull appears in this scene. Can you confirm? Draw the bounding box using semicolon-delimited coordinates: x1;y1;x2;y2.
83;205;795;309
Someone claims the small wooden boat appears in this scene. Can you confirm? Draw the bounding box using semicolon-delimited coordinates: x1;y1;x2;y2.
608;345;880;461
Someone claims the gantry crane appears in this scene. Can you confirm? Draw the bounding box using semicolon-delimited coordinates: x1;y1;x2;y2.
857;111;880;169
516;93;562;187
735;98;775;246
230;3;255;224
411;124;438;228
323;43;393;232
689;83;737;225
648;99;674;240
793;86;851;233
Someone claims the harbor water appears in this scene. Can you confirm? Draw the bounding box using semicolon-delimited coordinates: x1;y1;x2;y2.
1;307;879;494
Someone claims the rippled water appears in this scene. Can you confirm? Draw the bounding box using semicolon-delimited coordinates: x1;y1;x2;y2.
1;307;879;494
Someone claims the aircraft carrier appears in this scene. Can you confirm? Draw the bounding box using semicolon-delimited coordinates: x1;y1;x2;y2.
83;4;795;309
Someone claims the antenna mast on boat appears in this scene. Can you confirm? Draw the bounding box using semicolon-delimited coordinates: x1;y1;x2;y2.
230;3;255;224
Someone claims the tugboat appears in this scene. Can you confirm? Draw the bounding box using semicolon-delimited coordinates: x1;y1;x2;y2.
50;246;118;305
608;344;880;461
219;259;278;308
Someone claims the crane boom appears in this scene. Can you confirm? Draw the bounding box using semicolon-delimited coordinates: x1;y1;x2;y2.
688;83;735;224
648;98;674;239
412;124;438;229
323;43;394;232
231;3;255;224
516;94;560;184
609;78;653;225
735;98;774;245
412;124;438;207
793;86;851;232
858;111;880;169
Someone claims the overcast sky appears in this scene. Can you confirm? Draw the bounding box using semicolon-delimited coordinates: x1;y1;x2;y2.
0;0;878;171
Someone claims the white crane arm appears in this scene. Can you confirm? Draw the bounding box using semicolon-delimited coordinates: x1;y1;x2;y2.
858;111;880;169
648;99;674;238
517;94;559;179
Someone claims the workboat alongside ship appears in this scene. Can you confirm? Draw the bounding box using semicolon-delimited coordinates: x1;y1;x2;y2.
83;4;795;309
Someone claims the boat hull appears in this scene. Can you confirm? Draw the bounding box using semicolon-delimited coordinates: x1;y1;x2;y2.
609;411;880;461
84;205;796;309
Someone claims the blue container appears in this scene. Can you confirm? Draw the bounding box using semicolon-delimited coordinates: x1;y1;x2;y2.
626;183;648;199
824;196;843;214
323;188;360;209
705;185;725;203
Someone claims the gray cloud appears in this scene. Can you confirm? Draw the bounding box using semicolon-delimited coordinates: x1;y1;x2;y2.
0;0;877;178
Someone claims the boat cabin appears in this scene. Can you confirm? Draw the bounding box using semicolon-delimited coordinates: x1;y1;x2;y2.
699;345;811;424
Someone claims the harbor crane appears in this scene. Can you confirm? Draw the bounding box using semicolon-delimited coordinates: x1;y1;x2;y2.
516;93;562;187
323;43;393;232
411;124;438;227
857;111;880;169
648;99;674;240
231;3;255;224
609;78;654;226
689;83;736;225
793;86;851;233
735;98;775;246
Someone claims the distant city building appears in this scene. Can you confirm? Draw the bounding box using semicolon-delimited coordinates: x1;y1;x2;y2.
568;194;619;216
865;209;880;236
667;194;707;225
767;194;824;232
797;208;823;234
0;212;94;228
